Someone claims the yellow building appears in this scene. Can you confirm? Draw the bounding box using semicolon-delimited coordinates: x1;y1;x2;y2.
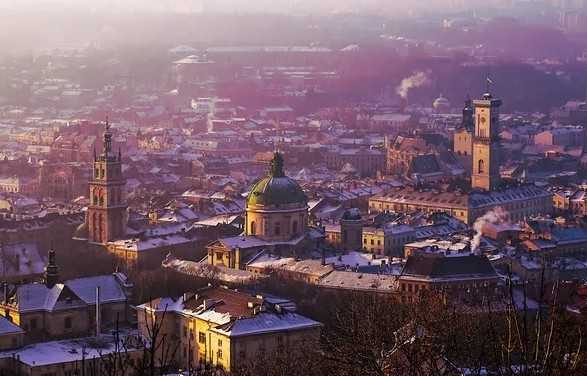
362;224;416;256
453;97;474;160
453;128;473;157
137;287;321;372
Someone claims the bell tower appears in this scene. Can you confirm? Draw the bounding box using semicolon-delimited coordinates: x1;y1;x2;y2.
472;87;502;191
87;121;127;244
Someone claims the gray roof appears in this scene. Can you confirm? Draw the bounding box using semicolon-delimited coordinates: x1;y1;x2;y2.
402;255;497;280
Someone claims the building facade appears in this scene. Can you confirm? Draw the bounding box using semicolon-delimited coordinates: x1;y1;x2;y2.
137;287;321;372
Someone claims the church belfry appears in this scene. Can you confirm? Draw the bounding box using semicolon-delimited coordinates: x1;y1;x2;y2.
472;89;502;191
87;121;127;244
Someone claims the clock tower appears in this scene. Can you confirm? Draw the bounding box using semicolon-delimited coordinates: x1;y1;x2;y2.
472;90;502;191
87;122;127;244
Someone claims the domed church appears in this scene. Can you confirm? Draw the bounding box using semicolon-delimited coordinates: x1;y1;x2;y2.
207;153;323;270
245;153;308;242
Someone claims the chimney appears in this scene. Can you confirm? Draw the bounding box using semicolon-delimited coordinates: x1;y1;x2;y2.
321;248;326;266
96;286;101;337
44;249;59;289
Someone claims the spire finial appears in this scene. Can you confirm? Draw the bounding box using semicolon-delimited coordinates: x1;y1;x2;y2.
270;152;285;178
485;77;494;98
103;117;113;155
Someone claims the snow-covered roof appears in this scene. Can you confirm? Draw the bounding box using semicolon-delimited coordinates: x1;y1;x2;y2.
66;275;127;304
162;256;259;284
15;284;66;313
0;334;140;367
319;271;398;292
213;312;321;337
0;242;46;279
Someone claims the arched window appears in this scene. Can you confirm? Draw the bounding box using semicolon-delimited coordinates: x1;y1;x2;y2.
97;213;103;242
478;159;485;174
292;221;298;235
250;221;256;235
92;213;97;240
275;222;281;236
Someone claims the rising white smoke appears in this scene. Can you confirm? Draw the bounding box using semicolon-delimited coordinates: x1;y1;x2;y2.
471;207;509;254
396;71;431;99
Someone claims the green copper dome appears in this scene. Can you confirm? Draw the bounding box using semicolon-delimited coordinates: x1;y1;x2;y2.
247;153;307;208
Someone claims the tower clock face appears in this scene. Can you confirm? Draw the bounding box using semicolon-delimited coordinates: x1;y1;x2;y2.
480;116;487;124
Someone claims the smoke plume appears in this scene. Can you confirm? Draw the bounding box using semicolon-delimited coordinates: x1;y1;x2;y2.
396;71;431;99
471;207;509;253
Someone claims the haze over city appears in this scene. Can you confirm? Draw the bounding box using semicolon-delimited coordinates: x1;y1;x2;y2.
0;1;586;375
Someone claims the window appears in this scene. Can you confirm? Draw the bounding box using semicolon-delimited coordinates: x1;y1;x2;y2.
30;319;37;330
275;222;281;236
216;252;223;261
370;239;374;245
250;221;256;235
217;349;223;359
199;332;206;344
64;317;72;330
478;159;485;174
218;339;223;347
292;221;298;234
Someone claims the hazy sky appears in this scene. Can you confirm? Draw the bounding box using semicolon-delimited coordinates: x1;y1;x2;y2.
0;0;514;15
